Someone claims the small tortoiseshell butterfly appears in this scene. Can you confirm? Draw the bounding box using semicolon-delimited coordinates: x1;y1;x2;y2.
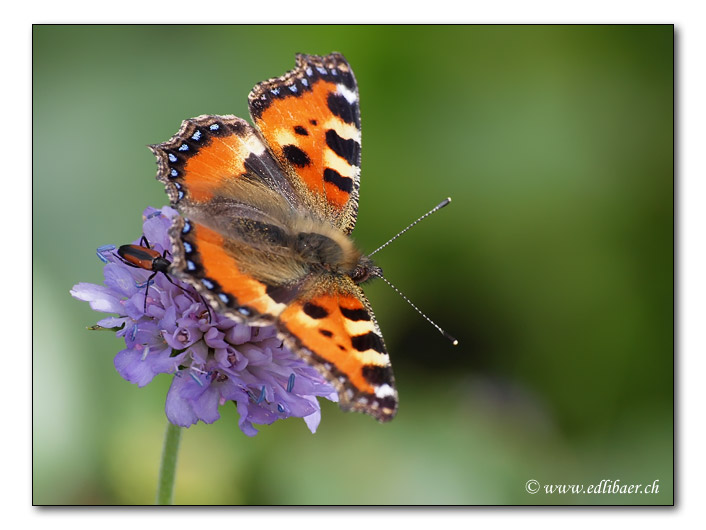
149;53;398;421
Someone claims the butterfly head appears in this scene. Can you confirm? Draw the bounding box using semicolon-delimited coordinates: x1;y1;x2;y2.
351;254;382;285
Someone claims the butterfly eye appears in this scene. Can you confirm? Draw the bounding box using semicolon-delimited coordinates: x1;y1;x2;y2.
351;257;381;284
351;267;365;283
352;264;381;284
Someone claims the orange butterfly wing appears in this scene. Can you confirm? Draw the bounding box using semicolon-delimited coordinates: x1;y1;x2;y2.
150;114;299;212
167;217;294;323
249;53;361;234
278;283;397;420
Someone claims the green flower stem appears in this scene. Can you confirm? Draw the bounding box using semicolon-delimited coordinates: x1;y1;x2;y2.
156;421;182;505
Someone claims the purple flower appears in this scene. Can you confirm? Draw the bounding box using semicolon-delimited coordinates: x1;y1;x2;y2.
71;206;338;436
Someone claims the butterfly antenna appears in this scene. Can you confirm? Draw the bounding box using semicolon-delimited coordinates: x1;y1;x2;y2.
374;272;458;346
369;197;452;256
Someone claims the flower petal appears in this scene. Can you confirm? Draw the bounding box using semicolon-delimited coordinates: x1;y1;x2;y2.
114;347;158;387
70;283;125;314
165;370;221;426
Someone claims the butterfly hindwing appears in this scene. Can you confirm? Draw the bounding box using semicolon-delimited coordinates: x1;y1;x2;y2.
248;53;361;234
277;280;397;421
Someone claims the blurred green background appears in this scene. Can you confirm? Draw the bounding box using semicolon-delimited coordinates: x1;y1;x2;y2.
33;25;673;505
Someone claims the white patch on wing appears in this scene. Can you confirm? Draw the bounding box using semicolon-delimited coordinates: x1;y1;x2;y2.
274;129;298;149
343;318;374;336
244;133;267;156
324;118;361;143
375;383;395;398
324;149;354;178
357;350;390;366
337;83;358;104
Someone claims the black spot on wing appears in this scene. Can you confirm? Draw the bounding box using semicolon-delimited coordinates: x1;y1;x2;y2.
327;92;360;128
362;364;393;386
323;168;353;193
294;125;309;136
351;331;386;354
282;144;311;167
265;282;301;305
376;395;397;415
319;329;334;338
340;306;371;321
303;302;329;319
325;129;360;166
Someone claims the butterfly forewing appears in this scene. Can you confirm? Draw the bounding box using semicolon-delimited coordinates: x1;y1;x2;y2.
248;53;361;234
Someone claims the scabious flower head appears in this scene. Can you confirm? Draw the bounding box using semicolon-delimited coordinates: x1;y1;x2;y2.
71;206;338;436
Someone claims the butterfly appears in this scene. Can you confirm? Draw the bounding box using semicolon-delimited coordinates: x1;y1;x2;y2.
149;53;397;421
